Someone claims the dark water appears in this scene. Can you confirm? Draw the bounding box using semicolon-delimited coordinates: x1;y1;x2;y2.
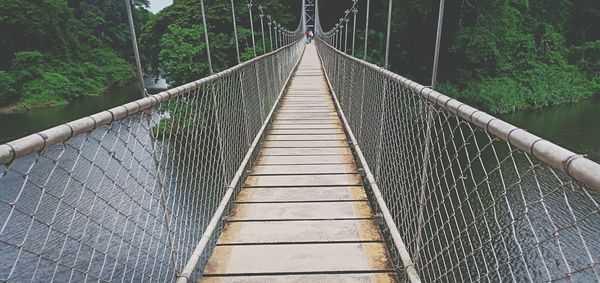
0;81;599;281
0;77;167;144
501;96;600;163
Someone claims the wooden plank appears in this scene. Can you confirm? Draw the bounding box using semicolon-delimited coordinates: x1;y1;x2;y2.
245;174;361;187
282;97;331;101
272;119;340;125
203;45;397;281
262;140;345;147
277;108;334;113
259;147;351;156
201;273;399;283
278;101;333;106
237;186;366;202
251;164;357;175
268;129;344;135
276;113;337;119
265;134;346;141
217;219;381;244
256;155;354;165
204;243;393;274
228;202;373;220
278;106;334;110
263;126;346;131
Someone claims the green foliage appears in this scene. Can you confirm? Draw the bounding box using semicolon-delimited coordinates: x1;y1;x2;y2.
159;25;208;85
522;63;590;108
316;0;600;114
439;0;599;113
140;0;298;86
0;71;16;103
441;78;526;114
20;72;72;108
0;0;151;110
569;40;600;86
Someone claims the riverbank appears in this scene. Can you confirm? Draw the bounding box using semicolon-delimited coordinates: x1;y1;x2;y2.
0;76;168;144
0;88;123;115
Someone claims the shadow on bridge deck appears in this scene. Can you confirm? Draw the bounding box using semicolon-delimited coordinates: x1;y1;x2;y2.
201;44;398;282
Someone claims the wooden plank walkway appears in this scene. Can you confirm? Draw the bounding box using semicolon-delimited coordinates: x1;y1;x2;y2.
201;44;398;282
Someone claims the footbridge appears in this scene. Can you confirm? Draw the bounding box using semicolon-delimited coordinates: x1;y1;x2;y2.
1;0;599;282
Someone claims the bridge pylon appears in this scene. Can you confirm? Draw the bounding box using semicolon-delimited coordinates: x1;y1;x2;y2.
302;0;315;31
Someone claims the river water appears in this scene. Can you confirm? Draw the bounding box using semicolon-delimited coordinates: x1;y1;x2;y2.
0;76;167;144
0;85;598;281
1;89;598;160
501;96;600;163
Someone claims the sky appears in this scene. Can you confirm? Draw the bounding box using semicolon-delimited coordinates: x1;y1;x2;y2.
149;0;172;13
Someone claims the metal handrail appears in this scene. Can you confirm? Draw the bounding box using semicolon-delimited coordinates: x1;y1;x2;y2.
315;38;600;192
0;39;303;166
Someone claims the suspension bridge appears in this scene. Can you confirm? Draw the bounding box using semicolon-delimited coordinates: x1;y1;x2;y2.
1;0;600;282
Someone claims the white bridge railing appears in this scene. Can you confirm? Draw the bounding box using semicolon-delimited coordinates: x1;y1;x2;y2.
0;39;304;282
316;37;600;282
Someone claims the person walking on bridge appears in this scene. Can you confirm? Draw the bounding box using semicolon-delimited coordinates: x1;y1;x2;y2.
305;29;314;44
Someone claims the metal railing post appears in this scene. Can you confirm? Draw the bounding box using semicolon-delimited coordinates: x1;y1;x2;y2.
363;0;370;60
344;16;349;53
384;0;393;69
199;0;213;73
248;1;257;58
274;24;279;48
415;0;445;267
124;0;147;97
431;0;445;89
125;0;178;273
230;0;241;64
267;17;273;51
258;6;266;54
351;7;357;56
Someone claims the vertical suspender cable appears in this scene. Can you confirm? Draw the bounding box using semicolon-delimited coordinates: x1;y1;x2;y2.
278;26;283;46
384;0;393;69
415;0;446;269
337;28;340;48
125;0;178;273
363;0;370;60
431;0;445;89
230;0;241;64
315;0;319;36
268;17;273;51
274;24;278;48
247;1;263;119
259;6;266;54
247;1;257;57
351;7;357;56
344;15;349;53
125;0;147;97
200;0;213;73
359;0;370;139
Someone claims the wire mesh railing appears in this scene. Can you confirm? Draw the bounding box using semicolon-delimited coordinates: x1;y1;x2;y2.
316;38;600;282
0;39;304;282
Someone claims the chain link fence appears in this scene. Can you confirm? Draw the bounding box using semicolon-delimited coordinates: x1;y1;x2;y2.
0;40;304;282
316;38;600;282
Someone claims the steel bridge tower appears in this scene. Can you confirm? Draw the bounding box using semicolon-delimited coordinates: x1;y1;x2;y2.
302;0;315;32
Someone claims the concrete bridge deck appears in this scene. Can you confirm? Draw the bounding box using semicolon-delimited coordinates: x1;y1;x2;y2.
201;45;397;282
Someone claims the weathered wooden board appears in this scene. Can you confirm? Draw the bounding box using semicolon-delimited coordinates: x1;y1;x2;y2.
256;154;354;165
237;186;366;202
202;273;399;283
202;44;394;282
204;243;393;274
250;164;357;175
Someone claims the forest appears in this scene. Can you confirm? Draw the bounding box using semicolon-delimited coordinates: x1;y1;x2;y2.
1;0;598;114
0;0;152;111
